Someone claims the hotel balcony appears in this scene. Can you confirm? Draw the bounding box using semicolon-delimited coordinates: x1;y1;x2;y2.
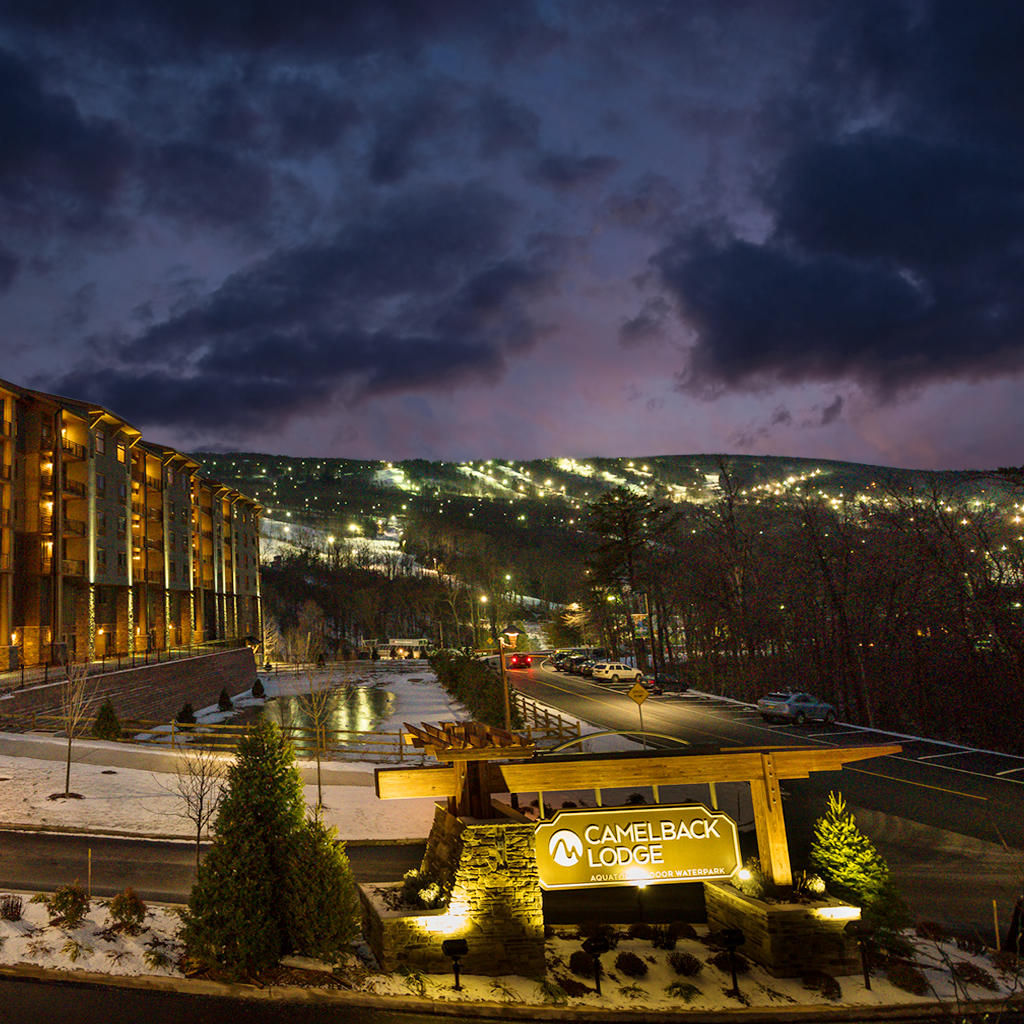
61;437;87;460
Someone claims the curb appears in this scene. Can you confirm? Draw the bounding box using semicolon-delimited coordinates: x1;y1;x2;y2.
1;962;1019;1022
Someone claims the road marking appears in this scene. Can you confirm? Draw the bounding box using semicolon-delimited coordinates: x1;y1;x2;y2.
918;750;972;761
997;766;1024;777
846;766;988;800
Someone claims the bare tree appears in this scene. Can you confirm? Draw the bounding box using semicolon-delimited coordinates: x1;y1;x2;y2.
296;667;334;816
58;658;92;797
159;746;227;874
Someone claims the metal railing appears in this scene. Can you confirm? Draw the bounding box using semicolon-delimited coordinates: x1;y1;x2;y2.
61;438;86;460
511;690;581;747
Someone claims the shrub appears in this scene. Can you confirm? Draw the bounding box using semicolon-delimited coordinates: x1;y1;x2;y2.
36;883;90;929
650;925;676;950
569;950;596;977
802;970;842;1001
625;792;647;805
734;856;768;898
282;818;360;960
627;921;653;941
666;980;701;1002
708;949;750;974
885;959;928;995
614;950;648;978
91;699;122;741
218;688;233;712
0;894;23;921
915;920;949;941
577;922;619;949
991;949;1021;973
176;702;196;725
668;921;697;941
252;677;265;698
426;651;523;729
668;950;703;977
397;869;446;910
950;960;998;990
107;887;147;935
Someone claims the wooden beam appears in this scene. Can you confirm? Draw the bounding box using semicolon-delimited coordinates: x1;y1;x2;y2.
375;765;457;800
750;752;791;886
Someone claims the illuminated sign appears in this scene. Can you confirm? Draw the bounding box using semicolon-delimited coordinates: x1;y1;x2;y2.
534;804;740;890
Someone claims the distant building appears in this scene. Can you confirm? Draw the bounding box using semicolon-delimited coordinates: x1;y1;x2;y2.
0;378;261;669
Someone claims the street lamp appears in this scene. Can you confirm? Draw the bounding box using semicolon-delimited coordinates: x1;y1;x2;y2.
477;594;488;649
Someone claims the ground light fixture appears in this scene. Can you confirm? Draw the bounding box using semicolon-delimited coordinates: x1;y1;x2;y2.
844;918;874;990
718;927;746;997
581;934;610;996
441;938;468;990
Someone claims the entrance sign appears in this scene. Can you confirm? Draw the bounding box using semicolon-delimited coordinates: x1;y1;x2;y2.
534;803;740;890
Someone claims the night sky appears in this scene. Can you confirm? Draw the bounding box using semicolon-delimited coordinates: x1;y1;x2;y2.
2;1;1022;469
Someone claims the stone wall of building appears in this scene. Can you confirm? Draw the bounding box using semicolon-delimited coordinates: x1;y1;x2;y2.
361;805;546;976
704;880;861;977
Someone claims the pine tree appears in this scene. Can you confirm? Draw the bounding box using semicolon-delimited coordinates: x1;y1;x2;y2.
91;699;122;741
179;719;305;977
810;791;908;932
283;817;361;961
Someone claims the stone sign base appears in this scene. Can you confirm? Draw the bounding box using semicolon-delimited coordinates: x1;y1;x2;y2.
703;880;861;977
359;804;545;976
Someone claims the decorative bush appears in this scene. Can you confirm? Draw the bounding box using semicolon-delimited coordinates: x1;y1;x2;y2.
650;925;676;950
107;887;147;935
885;959;928;995
91;699;122;741
666;980;701;1002
252;677;265;698
991;949;1021;973
668;950;703;976
614;950;648;978
282;818;360;960
627;921;653;941
0;894;23;921
668;921;697;941
626;792;647;805
577;922;619;949
176;702;196;725
914;920;949;941
950;960;998;990
801;970;842;1001
569;949;596;977
708;949;750;974
35;883;90;929
734;856;768;898
218;688;233;712
397;868;446;910
426;651;523;729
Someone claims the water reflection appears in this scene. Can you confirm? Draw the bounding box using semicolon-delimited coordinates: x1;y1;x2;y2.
262;685;395;756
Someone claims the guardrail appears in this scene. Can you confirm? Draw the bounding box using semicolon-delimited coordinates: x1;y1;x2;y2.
511;690;581;747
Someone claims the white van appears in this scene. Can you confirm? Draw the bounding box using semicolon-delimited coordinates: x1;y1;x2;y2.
591;661;644;683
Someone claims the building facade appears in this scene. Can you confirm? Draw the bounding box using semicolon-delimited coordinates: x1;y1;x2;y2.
0;378;261;669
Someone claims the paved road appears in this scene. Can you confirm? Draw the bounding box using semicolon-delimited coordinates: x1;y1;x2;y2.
0;831;424;900
512;661;1024;936
0;976;529;1024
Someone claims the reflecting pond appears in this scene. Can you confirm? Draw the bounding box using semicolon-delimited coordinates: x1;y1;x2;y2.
262;684;395;756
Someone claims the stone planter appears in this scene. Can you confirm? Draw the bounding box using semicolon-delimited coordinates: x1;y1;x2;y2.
359;806;545;976
704;880;861;977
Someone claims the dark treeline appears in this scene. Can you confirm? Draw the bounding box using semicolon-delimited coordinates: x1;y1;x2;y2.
576;466;1024;754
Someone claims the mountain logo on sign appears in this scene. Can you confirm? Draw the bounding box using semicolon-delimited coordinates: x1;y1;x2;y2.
548;829;583;867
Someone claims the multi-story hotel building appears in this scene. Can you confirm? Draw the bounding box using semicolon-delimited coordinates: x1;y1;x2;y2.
0;378;261;669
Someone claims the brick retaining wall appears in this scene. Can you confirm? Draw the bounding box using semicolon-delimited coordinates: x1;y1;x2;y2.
0;647;257;724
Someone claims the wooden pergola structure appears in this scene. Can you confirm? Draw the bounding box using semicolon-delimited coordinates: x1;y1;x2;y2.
379;728;901;886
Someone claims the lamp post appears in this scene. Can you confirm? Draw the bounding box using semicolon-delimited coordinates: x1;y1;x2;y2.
478;594;488;649
499;634;512;731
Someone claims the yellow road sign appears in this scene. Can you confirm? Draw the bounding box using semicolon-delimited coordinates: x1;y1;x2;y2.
628;681;648;705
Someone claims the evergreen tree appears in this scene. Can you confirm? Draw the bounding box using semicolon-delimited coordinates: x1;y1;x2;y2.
283;817;361;960
91;699;122;741
810;791;908;932
179;719;305;977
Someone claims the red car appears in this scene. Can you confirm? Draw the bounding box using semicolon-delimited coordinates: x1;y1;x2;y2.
506;653;532;669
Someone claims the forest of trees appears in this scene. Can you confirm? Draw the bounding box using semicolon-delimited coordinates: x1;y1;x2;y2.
572;466;1024;754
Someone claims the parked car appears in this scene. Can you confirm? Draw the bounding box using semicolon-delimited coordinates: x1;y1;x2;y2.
576;658;597;677
757;691;836;725
591;661;644;684
649;666;689;693
564;655;589;674
552;652;575;671
506;652;532;669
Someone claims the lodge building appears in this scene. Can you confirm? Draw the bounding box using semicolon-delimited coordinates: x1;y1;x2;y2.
0;378;261;669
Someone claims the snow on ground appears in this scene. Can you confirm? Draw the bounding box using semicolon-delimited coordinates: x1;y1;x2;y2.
1;662;1023;1013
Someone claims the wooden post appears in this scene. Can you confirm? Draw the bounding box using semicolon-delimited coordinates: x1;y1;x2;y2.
749;752;791;886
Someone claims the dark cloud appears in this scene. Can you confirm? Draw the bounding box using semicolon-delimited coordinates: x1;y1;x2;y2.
51;182;556;432
0;48;129;231
529;152;620;191
818;395;843;427
620;297;670;346
606;175;682;231
369;86;457;185
0;245;18;290
646;1;1024;400
475;92;540;159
